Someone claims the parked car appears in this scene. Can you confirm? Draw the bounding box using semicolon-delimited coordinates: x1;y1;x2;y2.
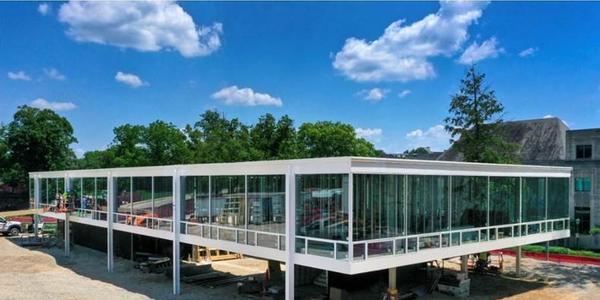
0;216;21;236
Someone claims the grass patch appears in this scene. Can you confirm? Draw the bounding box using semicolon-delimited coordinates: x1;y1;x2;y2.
520;245;600;258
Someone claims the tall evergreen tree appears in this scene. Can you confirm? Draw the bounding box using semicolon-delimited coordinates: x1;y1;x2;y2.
444;66;519;163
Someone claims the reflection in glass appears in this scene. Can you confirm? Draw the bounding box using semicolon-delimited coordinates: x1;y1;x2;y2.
547;178;568;219
489;177;519;225
407;175;449;234
183;176;209;223
296;174;348;241
353;174;404;240
115;177;131;214
153;177;173;219
212;176;245;227
248;175;285;234
522;178;546;222
452;176;488;229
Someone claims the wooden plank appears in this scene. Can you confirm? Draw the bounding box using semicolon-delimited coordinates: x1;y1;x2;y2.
0;208;43;218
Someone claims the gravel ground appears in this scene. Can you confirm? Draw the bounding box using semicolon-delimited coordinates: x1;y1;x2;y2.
424;254;600;300
1;236;598;300
0;236;267;300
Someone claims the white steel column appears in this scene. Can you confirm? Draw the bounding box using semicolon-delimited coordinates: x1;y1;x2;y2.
64;174;70;257
33;176;40;238
348;173;353;261
107;173;114;272
285;167;295;300
172;171;181;295
516;246;522;277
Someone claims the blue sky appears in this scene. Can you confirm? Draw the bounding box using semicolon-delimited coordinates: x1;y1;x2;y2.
1;1;600;156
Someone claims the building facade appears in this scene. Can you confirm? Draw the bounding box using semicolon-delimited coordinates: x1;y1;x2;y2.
29;157;571;298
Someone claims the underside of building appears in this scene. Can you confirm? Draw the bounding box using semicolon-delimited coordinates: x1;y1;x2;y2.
29;156;571;299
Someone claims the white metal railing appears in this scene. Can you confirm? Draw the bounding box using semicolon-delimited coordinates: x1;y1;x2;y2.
71;208;108;221
294;218;569;262
181;221;286;251
113;212;173;232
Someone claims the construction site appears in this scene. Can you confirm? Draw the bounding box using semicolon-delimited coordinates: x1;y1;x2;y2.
1;157;598;299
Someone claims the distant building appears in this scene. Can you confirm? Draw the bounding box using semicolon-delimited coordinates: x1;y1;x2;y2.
439;117;600;249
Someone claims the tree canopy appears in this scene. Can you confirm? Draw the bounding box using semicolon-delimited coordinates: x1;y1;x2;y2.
444;66;519;164
1;106;77;186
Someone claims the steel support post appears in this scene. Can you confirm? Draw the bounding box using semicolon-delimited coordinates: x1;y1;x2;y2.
516;246;522;277
285;167;296;300
172;171;181;295
107;173;114;272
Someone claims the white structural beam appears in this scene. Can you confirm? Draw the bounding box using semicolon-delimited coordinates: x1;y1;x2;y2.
107;174;114;272
285;167;296;300
172;171;181;295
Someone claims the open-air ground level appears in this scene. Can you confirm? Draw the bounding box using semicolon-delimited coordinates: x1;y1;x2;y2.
0;236;598;300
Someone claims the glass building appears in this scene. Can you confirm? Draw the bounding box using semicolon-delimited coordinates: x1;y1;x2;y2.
30;157;571;298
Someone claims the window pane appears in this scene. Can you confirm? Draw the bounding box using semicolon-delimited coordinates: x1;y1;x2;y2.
96;178;108;212
211;176;245;228
115;177;131;214
153;177;173;219
48;178;57;205
353;174;404;240
489;177;519;225
248;175;286;234
522;178;546;222
69;178;82;209
451;176;488;229
132;177;152;217
182;176;209;223
296;174;348;241
547;178;568;219
82;178;96;210
407;175;449;234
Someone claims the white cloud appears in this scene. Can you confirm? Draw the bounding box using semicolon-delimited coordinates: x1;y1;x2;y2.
38;3;50;15
44;68;66;80
115;71;148;88
333;1;488;82
7;71;31;81
519;47;538;57
30;98;76;111
405;124;450;151
458;37;503;65
212;86;283;107
359;88;389;101
543;114;554;119
58;1;223;58
398;89;412;98
355;128;383;139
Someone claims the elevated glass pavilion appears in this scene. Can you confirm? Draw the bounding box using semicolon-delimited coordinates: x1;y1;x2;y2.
30;157;571;298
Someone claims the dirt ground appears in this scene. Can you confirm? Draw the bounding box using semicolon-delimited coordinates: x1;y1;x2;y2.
424;255;600;300
1;235;598;300
0;236;268;300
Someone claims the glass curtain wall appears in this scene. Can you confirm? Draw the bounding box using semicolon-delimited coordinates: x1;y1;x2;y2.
69;178;82;209
115;177;132;215
407;175;449;234
547;178;569;219
29;178;34;208
452;176;488;229
489;177;520;225
183;176;210;223
248;175;285;234
153;177;173;219
96;178;108;212
83;178;96;211
296;174;349;241
41;178;48;206
522;178;546;222
132;177;152;217
353;174;404;240
211;176;245;227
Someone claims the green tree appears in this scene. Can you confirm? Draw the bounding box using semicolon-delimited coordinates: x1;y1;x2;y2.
187;111;258;163
444;66;519;164
3;106;77;186
109;124;149;167
76;149;115;169
297;121;379;158
250;114;299;159
145;120;191;165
